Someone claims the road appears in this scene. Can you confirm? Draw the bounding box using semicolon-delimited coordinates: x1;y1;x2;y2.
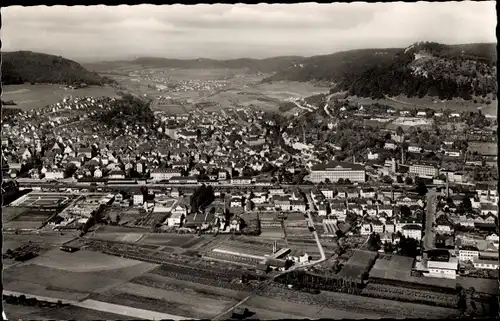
212;209;326;320
423;192;439;251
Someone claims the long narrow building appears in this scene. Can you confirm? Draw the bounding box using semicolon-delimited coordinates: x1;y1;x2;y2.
309;161;366;183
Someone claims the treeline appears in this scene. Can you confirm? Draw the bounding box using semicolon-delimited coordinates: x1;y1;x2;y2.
2;51;115;86
266;42;496;101
345;49;497;100
90;94;155;128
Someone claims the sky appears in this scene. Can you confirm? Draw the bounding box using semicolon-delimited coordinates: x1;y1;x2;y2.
1;2;497;62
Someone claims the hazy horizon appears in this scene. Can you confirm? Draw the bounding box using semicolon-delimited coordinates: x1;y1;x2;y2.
2;2;496;63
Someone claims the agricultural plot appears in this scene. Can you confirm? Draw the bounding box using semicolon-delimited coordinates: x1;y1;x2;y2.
369;254;415;280
28;305;136;321
3;250;158;301
260;227;285;239
2;84;119;110
337;250;378;281
138;234;196;247
94;282;238;319
149;262;251;292
362;283;459;309
261;283;460;319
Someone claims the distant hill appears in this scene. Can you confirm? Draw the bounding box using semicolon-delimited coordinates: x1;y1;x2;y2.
89;56;305;73
2;51;115;86
265;42;497;101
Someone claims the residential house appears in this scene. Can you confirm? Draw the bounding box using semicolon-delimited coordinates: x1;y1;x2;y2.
481;203;498;217
93;168;103;178
458;246;479;262
361;218;372;235
408;145;422;153
330;203;347;218
378;205;393;217
133;194;144;206
401;224;422;240
108;170;125;179
435;215;454;234
273;195;291;211
360;188;376;199
45;169;64;180
318;203;328;217
372;220;384;233
349;204;363;216
291;200;307;212
366;205;378;217
384;140;397;150
320;188;334;199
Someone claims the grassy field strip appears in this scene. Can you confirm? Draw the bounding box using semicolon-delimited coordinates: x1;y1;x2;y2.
5;281;90;302
114;282;238;318
133;273;248;300
245;295;378;319
3;290;80;305
318;289;460;318
75;299;189;320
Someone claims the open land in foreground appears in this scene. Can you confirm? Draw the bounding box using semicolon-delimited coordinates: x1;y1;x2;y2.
3;230;465;320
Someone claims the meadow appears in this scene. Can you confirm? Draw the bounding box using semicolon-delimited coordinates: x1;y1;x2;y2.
2;84;120;110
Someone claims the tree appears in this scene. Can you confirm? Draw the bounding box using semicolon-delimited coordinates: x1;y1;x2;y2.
396;175;404;183
396;126;405;136
337;178;345;184
416;181;428;196
325;178;331;184
368;233;382;251
383;241;394;253
382;175;393;184
64;163;78;178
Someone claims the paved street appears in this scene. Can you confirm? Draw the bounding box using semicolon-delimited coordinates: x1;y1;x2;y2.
423;192;439;251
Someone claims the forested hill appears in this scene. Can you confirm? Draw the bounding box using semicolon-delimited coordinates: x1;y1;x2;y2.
264;42;497;101
2;51;115;86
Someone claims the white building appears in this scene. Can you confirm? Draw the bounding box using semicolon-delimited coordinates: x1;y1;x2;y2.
401;224;422;241
150;169;182;180
45;169;64;180
473;259;499;270
425;257;458;279
458;248;479;262
309;162;366;183
133;194;144;205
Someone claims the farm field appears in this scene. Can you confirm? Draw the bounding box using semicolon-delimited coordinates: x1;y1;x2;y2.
244;294;384;319
3;249;158;300
2;84;120;110
30;305;136;321
93;282;238;319
260;284;460;319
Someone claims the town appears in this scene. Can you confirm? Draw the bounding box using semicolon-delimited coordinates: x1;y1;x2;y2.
2;86;498;319
2;2;498;320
